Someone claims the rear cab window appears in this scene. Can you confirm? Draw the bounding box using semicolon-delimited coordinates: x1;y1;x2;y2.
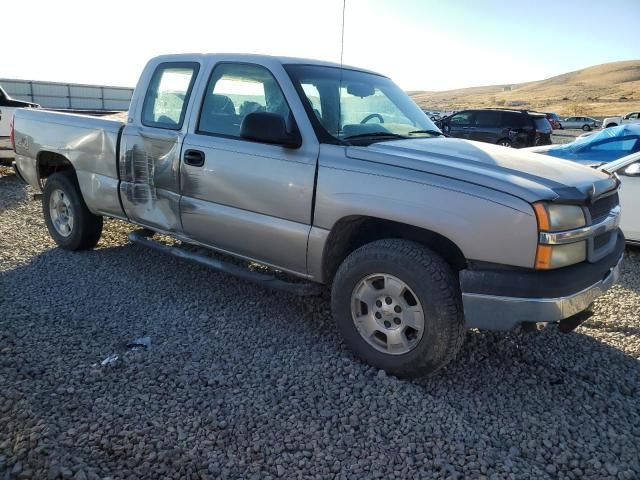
142;62;200;130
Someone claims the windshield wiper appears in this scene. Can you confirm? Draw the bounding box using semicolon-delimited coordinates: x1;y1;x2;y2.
407;129;445;137
343;132;408;140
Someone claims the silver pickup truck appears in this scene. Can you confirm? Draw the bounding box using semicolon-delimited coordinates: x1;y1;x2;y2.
12;54;625;377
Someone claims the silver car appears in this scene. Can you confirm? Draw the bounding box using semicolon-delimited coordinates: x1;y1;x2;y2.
561;116;601;131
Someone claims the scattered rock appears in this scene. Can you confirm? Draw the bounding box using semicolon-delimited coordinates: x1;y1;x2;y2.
0;169;638;479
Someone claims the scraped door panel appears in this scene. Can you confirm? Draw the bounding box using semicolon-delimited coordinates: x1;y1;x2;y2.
119;126;184;232
180;135;316;274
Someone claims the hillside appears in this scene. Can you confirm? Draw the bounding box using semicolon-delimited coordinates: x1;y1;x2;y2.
409;60;640;117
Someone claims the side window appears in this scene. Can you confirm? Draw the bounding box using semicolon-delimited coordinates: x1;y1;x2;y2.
629;113;639;120
503;112;526;128
449;112;473;126
474;111;499;127
142;63;199;130
198;63;291;138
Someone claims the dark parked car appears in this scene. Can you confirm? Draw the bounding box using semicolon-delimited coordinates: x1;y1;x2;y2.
437;109;552;148
545;112;562;129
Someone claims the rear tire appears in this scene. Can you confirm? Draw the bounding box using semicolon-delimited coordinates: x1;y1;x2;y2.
496;138;512;147
582;124;591;131
43;171;103;250
331;239;465;378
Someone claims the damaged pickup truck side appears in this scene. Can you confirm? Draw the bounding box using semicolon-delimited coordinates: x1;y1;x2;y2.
12;54;624;377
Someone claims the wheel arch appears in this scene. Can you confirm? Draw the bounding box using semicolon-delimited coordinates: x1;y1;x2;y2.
36;151;77;187
321;215;467;284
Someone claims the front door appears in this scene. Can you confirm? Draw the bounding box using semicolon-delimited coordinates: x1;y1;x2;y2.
447;111;475;139
179;62;318;275
119;62;200;232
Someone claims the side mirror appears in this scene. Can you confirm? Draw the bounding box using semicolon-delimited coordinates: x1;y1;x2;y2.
240;112;301;148
622;162;640;177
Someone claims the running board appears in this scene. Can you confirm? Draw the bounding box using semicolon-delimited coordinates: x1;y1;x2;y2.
128;230;323;296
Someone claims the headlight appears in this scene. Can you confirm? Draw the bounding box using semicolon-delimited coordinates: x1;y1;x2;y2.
534;203;586;231
533;203;587;269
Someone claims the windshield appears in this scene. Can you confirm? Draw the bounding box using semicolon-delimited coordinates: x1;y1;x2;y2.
285;64;439;144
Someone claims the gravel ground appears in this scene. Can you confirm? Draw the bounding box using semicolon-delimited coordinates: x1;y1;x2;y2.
551;129;588;145
0;165;639;480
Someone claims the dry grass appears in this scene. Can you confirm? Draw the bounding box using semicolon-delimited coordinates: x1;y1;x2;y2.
409;60;640;117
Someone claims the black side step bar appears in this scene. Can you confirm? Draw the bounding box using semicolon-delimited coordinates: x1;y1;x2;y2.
128;230;323;296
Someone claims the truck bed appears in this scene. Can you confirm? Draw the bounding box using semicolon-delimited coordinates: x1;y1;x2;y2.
13;108;125;218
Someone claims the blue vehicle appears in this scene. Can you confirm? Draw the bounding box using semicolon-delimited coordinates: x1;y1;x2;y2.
542;124;640;166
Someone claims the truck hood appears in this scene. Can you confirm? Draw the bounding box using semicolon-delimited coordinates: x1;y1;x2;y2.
346;138;616;203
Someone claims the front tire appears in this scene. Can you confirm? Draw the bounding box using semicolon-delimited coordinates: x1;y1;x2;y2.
331;239;465;378
582;124;591;131
605;123;618;128
43;171;103;250
496;138;512;147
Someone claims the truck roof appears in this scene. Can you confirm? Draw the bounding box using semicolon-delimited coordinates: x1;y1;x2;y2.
149;53;385;77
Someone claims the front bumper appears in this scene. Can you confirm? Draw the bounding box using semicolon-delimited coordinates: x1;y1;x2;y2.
461;233;625;330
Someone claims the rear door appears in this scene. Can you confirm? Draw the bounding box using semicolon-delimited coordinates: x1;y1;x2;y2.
471;110;501;143
179;61;319;275
502;112;531;147
119;61;201;232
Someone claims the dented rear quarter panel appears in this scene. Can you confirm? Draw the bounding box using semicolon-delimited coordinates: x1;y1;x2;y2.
13;109;125;218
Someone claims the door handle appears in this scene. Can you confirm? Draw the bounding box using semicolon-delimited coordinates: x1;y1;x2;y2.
184;149;205;167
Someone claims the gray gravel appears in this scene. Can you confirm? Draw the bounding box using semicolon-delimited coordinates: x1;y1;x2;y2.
1;165;639;480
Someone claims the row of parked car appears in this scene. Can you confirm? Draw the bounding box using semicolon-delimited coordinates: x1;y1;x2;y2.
429;108;640;137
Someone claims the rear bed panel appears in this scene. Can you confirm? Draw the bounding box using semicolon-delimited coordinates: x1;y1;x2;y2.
13;109;126;218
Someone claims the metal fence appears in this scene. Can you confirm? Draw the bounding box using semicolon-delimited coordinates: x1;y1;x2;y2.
0;78;133;111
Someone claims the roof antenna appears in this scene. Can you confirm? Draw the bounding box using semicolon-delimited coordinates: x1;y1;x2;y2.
338;0;346;139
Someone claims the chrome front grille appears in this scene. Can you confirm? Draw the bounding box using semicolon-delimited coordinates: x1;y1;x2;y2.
587;192;621;260
588;193;619;223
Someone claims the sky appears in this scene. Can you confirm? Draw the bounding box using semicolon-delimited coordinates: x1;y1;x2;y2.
2;0;639;91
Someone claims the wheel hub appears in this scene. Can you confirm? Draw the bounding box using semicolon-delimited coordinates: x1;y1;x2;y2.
49;189;74;237
351;273;425;355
